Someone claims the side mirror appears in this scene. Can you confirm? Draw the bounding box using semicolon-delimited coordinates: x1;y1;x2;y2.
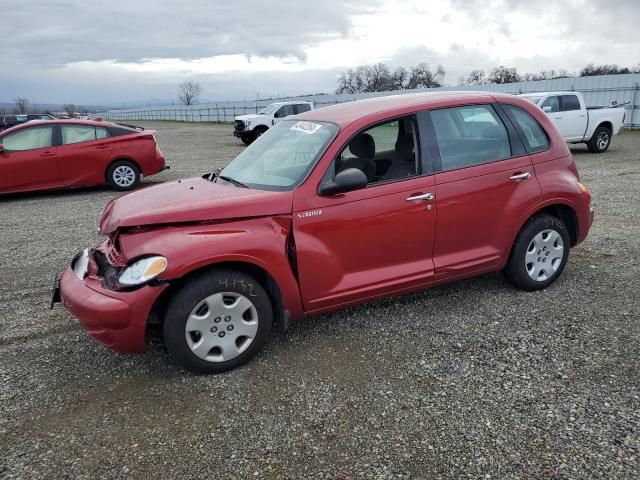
542;106;552;113
0;143;4;154
319;168;368;196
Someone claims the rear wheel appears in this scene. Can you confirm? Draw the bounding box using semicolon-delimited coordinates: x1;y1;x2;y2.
106;160;140;191
587;125;611;153
504;214;570;291
163;269;273;374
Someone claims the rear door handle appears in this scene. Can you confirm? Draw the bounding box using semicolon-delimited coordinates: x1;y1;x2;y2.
510;172;531;181
406;192;434;201
40;151;56;157
96;144;109;149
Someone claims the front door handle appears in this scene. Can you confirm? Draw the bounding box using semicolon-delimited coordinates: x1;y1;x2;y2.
406;192;434;201
510;172;531;181
40;151;56;157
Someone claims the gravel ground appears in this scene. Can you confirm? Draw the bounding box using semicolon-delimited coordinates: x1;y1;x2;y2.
0;122;638;479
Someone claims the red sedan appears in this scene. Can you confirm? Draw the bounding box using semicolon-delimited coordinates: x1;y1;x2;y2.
0;119;168;194
54;92;593;374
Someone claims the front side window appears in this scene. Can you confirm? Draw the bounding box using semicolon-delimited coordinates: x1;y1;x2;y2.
276;105;295;118
2;126;53;151
326;116;420;187
560;95;580;111
540;96;560;113
431;105;511;171
502;104;549;153
62;125;111;144
220;120;337;190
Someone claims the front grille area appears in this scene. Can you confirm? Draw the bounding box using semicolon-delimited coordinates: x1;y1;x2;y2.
234;120;245;132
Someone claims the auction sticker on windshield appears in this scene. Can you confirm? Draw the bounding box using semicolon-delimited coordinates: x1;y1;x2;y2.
290;121;323;135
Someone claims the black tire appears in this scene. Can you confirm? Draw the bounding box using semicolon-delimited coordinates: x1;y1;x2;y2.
253;126;268;139
163;269;273;374
504;214;570;291
106;160;140;191
587;125;611;153
240;134;254;145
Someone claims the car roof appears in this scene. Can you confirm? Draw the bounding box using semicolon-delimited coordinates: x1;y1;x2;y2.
0;118;120;136
520;91;579;97
294;91;510;127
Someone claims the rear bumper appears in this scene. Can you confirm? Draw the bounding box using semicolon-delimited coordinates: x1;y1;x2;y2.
58;264;167;354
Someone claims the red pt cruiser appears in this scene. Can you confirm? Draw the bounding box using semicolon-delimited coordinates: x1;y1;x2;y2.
54;92;594;373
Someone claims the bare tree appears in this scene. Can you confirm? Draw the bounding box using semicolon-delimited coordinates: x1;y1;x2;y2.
14;97;29;114
405;63;445;89
63;104;77;117
336;62;445;93
487;66;521;84
178;80;202;105
461;69;486;85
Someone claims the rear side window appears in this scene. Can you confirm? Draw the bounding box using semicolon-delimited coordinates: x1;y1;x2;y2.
2;126;53;151
560;95;581;111
430;105;511;171
294;104;311;114
502;104;549;153
61;125;111;144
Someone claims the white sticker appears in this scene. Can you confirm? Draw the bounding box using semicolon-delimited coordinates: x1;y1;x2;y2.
290;121;322;135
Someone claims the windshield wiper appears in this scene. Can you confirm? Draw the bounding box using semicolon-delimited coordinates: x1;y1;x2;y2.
217;174;249;188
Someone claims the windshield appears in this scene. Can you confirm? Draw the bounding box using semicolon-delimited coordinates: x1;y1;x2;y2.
258;104;280;115
220;120;337;191
522;95;544;105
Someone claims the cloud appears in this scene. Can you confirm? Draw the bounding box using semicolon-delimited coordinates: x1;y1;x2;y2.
1;0;638;104
1;0;377;67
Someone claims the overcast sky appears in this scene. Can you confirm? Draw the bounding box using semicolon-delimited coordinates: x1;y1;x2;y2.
1;0;638;105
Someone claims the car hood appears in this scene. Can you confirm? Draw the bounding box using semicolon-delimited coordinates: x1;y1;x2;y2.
99;177;293;234
235;114;267;122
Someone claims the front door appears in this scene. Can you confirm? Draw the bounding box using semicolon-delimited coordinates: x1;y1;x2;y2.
0;125;59;192
293;115;437;313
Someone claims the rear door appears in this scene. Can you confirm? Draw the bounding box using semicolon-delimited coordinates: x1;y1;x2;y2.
0;124;59;191
558;94;586;141
293;115;437;312
57;124;114;186
427;104;542;277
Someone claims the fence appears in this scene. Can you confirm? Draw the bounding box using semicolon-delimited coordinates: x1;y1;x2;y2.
101;73;640;128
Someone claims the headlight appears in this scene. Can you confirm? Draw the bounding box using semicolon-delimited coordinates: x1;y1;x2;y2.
119;256;167;286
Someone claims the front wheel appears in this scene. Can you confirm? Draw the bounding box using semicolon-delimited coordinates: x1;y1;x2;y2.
504;214;570;291
240;134;254;145
163;269;273;374
106;160;140;191
587;126;611;153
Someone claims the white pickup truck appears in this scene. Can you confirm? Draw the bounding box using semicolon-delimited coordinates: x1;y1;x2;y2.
520;91;626;153
233;101;314;145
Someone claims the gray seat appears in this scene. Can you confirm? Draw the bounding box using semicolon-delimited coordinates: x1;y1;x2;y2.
383;134;416;180
339;133;376;182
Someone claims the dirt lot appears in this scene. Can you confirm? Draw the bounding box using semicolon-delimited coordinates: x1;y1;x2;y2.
1;122;638;479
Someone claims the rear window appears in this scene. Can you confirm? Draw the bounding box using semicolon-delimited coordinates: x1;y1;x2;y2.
294;104;311;114
502;104;549;153
61;125;111;144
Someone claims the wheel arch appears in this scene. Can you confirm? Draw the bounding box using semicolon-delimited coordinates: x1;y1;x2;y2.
105;157;141;182
147;260;286;345
514;203;579;248
252;124;269;133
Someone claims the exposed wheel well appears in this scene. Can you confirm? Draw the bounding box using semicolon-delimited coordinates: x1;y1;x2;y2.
252;125;268;133
147;261;285;345
527;205;578;246
597;121;613;135
105;158;141;181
